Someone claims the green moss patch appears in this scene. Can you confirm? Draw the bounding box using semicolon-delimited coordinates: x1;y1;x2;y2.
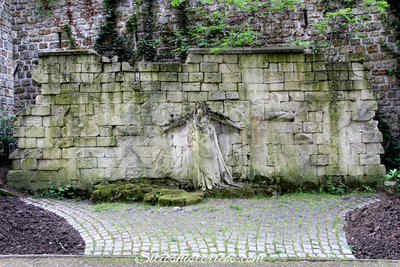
144;189;204;206
90;179;204;206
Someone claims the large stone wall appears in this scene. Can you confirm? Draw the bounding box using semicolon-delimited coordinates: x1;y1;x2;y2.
4;0;399;138
7;48;386;191
0;0;13;108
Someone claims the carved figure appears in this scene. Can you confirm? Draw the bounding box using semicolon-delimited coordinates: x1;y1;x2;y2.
161;102;241;190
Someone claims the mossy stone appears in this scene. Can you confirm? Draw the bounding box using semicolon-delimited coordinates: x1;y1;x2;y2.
144;189;204;206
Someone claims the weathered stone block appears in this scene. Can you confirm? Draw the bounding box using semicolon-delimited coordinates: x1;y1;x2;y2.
104;63;121;72
38;160;66;171
219;83;238;91
240;55;267;68
204;73;222;83
78;158;97;169
188;92;208;102
201;83;218;91
222;73;241;83
208;91;225;101
43;148;61;159
160;64;181;72
200;63;219;73
182;64;200;73
158;72;178;82
243;69;263;83
18;138;37;149
183;83;201;91
185;54;202;64
97;137;117;147
31;105;51;116
138;63;159;72
189;73;204;82
310;154;329;166
21;158;38;170
265;72;284;83
203;54;223;63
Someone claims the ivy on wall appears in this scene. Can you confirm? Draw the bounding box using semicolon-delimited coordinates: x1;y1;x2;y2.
94;0;133;61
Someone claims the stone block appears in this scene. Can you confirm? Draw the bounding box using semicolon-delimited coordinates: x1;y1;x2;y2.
204;73;222;83
294;133;313;144
159;72;178;82
167;91;184;102
37;138;54;148
220;64;240;73
208;91;225;101
203;54;223;63
201;83;218;91
78;158;97;169
310;154;329;166
101;83;121;92
55;138;74;148
97;158;119;168
243;69;263;83
21;158;37;170
188;92;208;102
200;62;219;73
81;63;102;73
45;127;61;138
104;63;121;72
31;105;51;116
122;62;135;71
97;137;117;147
161;82;181;91
360;154;381;166
160;64;181;72
185;54;202;63
264;72;284;83
361;132;383;143
222;73;241;83
179;73;189;82
43;148;61;159
182;64;200;72
226;91;240;100
38;160;65;171
240;55;267;68
219;83;238;91
18;138;37;148
269;83;284;91
138;63;159;72
223;55;238;63
366;143;384;154
183;83;201;91
189;73;204;82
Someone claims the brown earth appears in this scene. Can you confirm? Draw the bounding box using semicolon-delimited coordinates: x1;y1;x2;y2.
0;195;85;255
345;193;400;260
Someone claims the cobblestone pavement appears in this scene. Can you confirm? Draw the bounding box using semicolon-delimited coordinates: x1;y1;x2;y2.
24;194;378;261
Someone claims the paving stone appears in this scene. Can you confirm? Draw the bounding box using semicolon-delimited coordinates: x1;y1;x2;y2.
24;194;378;260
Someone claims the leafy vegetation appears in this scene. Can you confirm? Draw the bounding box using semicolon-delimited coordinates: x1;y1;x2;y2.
0;107;15;166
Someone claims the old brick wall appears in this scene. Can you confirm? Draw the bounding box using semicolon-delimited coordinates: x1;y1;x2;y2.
7;49;385;191
0;0;13;108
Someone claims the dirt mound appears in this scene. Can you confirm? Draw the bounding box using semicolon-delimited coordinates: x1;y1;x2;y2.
345;194;400;259
0;195;84;255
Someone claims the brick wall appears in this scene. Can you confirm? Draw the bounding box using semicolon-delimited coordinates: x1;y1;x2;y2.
0;0;13;108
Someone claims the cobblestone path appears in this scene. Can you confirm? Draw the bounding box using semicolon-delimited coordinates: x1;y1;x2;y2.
24;194;377;260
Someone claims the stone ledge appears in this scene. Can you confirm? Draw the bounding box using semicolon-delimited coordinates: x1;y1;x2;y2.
188;47;305;55
38;49;97;58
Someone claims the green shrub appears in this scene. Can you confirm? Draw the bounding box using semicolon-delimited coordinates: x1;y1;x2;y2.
0;107;16;166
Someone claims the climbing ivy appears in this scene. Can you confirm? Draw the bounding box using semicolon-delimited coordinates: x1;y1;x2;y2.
35;0;55;15
94;0;134;61
61;24;76;49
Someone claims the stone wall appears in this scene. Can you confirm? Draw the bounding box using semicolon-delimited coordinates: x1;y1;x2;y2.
0;0;13;108
7;49;386;191
5;0;399;137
